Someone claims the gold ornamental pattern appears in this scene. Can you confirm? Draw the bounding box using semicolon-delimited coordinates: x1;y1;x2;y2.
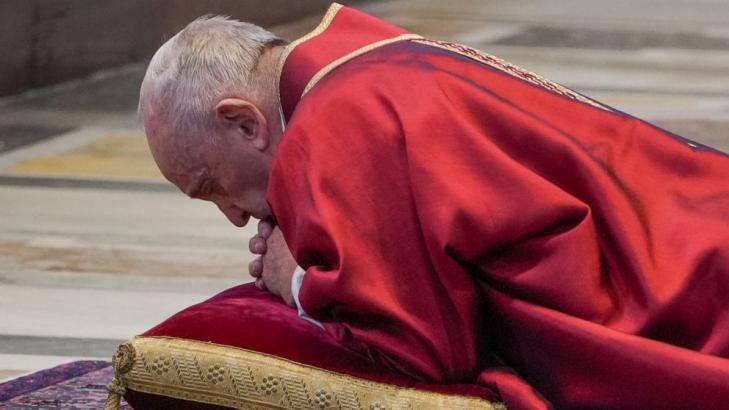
413;38;611;111
108;336;506;410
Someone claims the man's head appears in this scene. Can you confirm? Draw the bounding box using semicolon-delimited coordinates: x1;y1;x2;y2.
139;16;286;227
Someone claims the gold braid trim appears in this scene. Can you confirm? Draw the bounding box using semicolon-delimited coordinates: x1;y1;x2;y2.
302;34;424;97
111;336;506;410
413;38;611;111
275;2;344;127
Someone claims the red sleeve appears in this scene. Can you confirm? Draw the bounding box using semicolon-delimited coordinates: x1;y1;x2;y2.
267;57;577;399
268;80;487;381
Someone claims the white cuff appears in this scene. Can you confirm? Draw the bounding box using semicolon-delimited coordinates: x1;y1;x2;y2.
291;266;324;329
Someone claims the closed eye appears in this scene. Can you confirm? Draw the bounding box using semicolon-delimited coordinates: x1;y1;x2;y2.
212;181;227;196
188;180;211;200
199;180;213;199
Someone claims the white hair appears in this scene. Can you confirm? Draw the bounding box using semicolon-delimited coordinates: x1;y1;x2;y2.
139;15;284;143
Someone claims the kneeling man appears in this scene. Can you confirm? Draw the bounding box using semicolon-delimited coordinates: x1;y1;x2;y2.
139;5;729;410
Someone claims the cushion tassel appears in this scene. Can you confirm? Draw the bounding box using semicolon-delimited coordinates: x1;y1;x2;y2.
104;342;136;410
104;378;126;410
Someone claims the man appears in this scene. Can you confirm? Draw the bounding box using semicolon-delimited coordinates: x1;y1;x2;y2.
139;4;729;409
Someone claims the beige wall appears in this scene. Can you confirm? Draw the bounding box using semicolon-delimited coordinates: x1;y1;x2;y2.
0;0;356;97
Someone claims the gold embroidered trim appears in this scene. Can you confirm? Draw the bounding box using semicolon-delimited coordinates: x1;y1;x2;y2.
275;2;344;127
302;33;424;97
413;38;611;111
111;336;506;410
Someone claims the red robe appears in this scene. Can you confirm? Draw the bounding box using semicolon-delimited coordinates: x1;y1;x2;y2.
268;4;729;409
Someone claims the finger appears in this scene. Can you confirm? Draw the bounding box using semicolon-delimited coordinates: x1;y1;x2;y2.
249;235;267;255
258;219;274;239
248;257;263;277
255;277;267;290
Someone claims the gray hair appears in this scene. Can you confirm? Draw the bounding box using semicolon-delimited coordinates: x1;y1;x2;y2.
139;15;284;143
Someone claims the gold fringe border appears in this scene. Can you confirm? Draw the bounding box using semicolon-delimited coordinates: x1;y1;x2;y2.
107;336;506;410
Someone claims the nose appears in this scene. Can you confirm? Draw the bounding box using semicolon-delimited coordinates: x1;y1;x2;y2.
218;205;250;227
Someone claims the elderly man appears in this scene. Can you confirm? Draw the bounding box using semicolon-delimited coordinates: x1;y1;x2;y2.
139;4;729;410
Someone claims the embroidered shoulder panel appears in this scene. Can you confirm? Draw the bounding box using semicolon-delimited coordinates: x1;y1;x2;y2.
413;38;611;111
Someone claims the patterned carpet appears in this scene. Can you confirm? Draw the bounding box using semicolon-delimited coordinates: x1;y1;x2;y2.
0;360;132;409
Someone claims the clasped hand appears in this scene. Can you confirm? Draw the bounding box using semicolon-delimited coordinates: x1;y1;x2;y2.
248;219;297;307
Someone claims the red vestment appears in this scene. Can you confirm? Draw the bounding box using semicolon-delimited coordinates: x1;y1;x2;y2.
267;4;729;409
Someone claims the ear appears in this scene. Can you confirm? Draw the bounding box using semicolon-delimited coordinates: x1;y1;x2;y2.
214;98;270;151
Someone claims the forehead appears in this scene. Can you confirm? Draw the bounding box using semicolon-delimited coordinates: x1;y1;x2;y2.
144;116;210;189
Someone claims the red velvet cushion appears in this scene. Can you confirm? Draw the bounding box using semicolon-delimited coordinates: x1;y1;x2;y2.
125;283;500;408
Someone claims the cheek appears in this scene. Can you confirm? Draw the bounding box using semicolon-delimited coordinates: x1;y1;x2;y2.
218;156;268;207
218;178;251;210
